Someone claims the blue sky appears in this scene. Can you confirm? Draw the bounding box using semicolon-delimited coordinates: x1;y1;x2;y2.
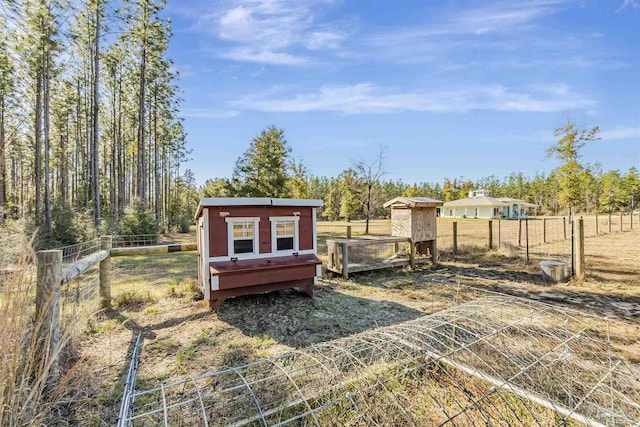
163;0;640;186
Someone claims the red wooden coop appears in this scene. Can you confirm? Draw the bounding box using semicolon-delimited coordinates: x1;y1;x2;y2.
195;198;324;309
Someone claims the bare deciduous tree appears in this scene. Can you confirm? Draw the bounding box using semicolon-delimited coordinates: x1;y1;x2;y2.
353;148;385;235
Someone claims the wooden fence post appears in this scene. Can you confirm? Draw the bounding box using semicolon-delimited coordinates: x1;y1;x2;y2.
542;218;547;243
430;239;437;265
595;214;599;235
574;217;585;279
346;226;352;239
518;219;522;247
452;222;458;254
488;220;493;250
341;241;349;280
620;215;623;232
36;249;63;378
100;236;112;308
563;217;567;240
608;213;612;233
525;218;530;262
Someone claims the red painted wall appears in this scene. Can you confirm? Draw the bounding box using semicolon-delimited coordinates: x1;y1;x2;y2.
206;205;315;257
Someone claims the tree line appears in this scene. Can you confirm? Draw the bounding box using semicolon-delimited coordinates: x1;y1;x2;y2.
0;0;188;246
205;124;640;223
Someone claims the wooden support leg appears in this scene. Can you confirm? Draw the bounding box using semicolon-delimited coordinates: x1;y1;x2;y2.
209;298;226;310
431;240;438;265
301;284;314;297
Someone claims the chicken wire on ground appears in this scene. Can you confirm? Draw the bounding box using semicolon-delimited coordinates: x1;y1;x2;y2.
119;293;640;426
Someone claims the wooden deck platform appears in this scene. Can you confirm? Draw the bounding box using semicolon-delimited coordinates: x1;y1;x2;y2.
326;236;436;279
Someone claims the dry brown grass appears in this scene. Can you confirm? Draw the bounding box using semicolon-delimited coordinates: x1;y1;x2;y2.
61;219;640;424
0;231;97;426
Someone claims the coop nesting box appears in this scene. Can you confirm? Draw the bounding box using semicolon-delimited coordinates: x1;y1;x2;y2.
194;197;323;309
383;197;444;263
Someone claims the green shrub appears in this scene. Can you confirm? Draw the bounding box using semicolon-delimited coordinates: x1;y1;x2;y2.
51;202;97;246
119;202;160;238
178;215;192;233
28;202;97;249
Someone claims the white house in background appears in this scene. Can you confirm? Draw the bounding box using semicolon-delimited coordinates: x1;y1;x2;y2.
440;190;537;219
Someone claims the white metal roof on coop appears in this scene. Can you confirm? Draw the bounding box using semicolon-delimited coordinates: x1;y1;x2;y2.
194;197;324;220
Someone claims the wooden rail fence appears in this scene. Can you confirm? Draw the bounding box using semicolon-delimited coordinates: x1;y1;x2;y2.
35;236;196;376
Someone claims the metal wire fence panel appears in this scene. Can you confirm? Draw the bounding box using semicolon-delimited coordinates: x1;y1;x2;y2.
120;294;640;426
113;235;160;248
111;252;196;290
346;239;413;270
60;264;100;332
51;239;102;265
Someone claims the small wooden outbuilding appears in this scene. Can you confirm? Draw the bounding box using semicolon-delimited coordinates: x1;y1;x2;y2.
326;196;443;279
383;196;443;263
194;198;323;309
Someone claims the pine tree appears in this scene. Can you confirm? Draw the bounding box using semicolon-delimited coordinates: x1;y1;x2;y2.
547;121;599;215
232;126;292;197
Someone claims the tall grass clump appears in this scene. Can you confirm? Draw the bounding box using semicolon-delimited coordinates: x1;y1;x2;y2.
0;232;92;425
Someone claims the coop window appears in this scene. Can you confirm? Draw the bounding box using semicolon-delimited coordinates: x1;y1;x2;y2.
225;217;260;258
270;216;300;254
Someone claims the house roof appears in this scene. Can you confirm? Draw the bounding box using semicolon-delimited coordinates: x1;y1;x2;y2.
498;198;538;208
383;196;444;209
442;196;509;208
195;197;324;219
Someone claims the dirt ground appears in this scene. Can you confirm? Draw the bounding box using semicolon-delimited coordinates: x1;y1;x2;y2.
78;225;640;425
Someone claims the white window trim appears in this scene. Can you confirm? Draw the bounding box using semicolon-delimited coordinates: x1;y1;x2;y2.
270;216;300;255
225;217;260;259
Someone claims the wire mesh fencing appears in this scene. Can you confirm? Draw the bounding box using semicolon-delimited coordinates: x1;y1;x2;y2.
436;218;572;269
582;213;639;237
51;239;102;264
119;294;640;426
60;263;100;332
113;235;160;248
111;251;196;291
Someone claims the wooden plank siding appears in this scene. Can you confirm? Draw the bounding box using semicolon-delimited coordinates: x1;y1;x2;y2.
207;206;314;257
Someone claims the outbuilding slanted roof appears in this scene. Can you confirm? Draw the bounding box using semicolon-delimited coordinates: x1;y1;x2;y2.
195;197;324;220
383;196;444;209
442;196;509;208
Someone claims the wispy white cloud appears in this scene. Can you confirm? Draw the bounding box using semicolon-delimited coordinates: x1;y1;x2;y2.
618;0;640;10
599;127;640;140
358;0;573;64
220;47;307;65
198;0;345;65
453;0;565;35
181;108;239;119
233;82;595;114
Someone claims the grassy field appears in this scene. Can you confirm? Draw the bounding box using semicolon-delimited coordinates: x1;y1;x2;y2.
71;222;640;425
